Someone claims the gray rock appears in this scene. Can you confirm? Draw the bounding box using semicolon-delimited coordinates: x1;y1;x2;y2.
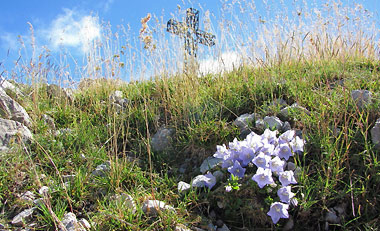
325;208;340;224
151;127;175;152
11;208;35;227
233;113;256;138
78;218;91;230
255;119;266;131
0;88;32;127
371;118;380;150
61;212;85;231
46;84;74;103
217;224;230;231
38;186;49;196
192;174;216;189
286;162;296;171
0;77;23;97
270;98;288;109
279;103;310;121
0;118;33;151
20;191;36;203
351;90;372;109
207;223;217;231
333;204;346;216
212;170;224;182
142;200;175;217
178;181;191;193
282;121;291;132
42;114;55;130
109;90;128;107
233;113;255;130
92;161;111;177
200;157;223;173
110;193;136;213
283;216;294;231
175;224;192;231
263;116;283;131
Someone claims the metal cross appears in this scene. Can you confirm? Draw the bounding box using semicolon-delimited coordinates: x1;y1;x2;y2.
167;8;215;58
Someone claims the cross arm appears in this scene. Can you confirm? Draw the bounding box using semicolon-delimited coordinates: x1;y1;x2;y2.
196;30;216;46
167;19;186;36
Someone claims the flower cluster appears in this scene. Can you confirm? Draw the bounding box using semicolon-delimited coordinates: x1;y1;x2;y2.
213;129;304;224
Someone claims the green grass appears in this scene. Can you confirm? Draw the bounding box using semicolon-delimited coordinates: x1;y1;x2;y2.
1;0;380;230
1;58;379;230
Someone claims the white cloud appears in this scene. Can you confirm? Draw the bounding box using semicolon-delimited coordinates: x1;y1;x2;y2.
199;51;242;75
46;9;101;53
0;32;19;51
103;0;114;12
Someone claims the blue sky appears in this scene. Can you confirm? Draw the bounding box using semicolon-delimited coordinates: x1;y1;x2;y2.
0;0;379;83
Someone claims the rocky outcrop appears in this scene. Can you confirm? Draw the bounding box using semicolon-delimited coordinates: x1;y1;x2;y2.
0;87;32;127
151;127;175;152
0;118;33;151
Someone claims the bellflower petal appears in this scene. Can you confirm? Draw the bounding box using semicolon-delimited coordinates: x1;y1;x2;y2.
252;152;271;168
274;143;293;160
267;202;289;224
269;156;285;173
277;186;295;203
252;167;274;188
228;160;246;178
278;170;297;186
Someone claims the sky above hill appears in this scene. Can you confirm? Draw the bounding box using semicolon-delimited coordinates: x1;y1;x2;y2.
0;0;379;83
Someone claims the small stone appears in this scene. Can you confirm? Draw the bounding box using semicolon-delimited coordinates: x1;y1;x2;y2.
79;218;91;229
263;116;283;131
11;208;35;227
333;204;346;216
178;181;191;193
283;216;294;231
215;220;224;228
142;200;175;217
33;198;44;208
233;113;256;130
200;157;223;173
325;208;340;224
80;153;86;159
20;191;35;203
282;121;291;132
286;162;296;171
207;223;217;231
217;224;230;231
371;118;380;150
42;114;56;130
61;212;85;231
110;193;136;213
39;186;49;196
151;127;175;152
92;161;111;177
351;90;372;109
217;201;225;209
255;119;266;131
175;224;192;231
279;103;310;121
212;170;224;182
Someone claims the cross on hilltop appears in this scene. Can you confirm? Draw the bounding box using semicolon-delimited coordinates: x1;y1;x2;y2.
167;8;216;58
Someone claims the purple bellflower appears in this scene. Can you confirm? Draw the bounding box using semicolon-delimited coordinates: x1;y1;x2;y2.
278;170;297;186
267;202;289;224
228;160;246;179
252;152;271;169
277;186;295;203
252;167;274;188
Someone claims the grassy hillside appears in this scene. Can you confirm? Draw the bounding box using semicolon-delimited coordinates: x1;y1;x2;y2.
0;1;379;230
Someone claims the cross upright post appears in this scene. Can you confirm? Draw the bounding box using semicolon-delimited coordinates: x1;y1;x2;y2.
167;8;215;71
